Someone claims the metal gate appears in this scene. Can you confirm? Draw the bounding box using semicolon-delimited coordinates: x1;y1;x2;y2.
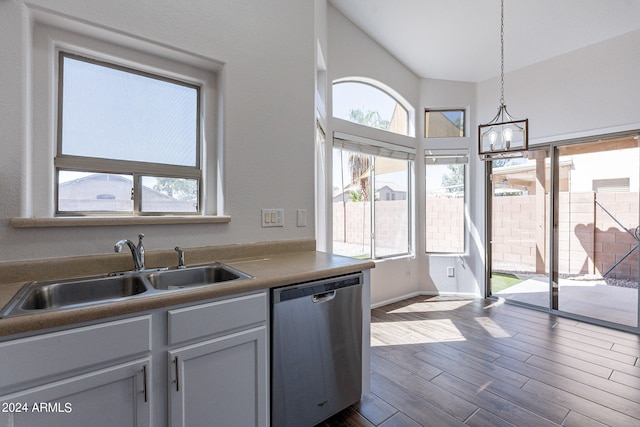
595;197;640;278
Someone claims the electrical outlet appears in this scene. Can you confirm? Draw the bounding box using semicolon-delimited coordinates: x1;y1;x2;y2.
447;267;455;277
261;209;284;227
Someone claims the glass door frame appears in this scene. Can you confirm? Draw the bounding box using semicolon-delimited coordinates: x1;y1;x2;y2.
484;146;551;311
485;130;640;333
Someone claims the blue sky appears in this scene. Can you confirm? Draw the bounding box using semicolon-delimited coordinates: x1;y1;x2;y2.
332;82;396;123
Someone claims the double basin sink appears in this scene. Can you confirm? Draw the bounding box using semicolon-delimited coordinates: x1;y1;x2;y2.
0;263;253;318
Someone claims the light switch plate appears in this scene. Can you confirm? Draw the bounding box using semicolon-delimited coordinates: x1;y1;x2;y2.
296;209;306;227
261;209;284;227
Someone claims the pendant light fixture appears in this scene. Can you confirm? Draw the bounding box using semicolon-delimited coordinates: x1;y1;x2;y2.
478;0;528;160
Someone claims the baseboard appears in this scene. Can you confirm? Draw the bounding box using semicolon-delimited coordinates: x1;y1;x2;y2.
370;290;481;309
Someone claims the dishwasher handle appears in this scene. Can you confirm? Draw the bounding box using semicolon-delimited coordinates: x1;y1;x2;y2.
312;290;336;303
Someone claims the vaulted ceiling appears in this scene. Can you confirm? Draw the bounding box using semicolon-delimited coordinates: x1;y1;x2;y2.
330;0;640;82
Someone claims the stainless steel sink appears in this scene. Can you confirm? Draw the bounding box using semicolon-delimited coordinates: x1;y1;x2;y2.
0;263;252;318
1;275;151;318
145;263;253;290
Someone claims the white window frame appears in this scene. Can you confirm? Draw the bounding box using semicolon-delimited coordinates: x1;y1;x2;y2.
55;51;203;216
424;108;467;138
332;77;416;138
332;132;415;260
26;14;222;222
424;149;469;254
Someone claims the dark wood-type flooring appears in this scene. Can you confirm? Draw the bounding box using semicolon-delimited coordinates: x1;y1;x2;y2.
317;296;640;427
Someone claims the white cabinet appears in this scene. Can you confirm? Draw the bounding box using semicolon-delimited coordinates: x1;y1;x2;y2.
0;316;152;427
168;326;267;427
166;292;269;427
0;291;270;427
0;359;150;427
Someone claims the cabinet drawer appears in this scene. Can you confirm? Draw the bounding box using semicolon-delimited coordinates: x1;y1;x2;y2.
0;315;151;390
168;292;267;345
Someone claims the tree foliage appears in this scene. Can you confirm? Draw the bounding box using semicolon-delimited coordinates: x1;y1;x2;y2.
441;164;464;194
349;189;364;202
491;158;511;168
154;178;197;200
348;108;390;131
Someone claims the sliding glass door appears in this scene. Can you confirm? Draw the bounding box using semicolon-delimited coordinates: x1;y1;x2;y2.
488;135;639;330
489;148;550;309
556;138;639;327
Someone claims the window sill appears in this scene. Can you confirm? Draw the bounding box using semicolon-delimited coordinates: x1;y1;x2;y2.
373;253;415;263
10;215;231;228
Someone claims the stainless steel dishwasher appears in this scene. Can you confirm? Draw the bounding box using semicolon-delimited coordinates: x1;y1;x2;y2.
271;272;363;427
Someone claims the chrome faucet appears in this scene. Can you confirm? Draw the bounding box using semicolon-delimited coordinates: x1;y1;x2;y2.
114;234;145;271
175;247;186;269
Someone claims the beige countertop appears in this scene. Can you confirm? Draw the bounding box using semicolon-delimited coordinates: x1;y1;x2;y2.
0;240;374;338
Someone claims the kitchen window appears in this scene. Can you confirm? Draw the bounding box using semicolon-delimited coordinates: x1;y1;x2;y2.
17;20;222;224
56;52;201;215
332;133;414;259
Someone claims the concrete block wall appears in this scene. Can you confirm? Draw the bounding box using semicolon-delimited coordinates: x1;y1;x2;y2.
425;196;464;253
333;201;408;255
335;192;638;280
497;192;638;280
492;195;538;271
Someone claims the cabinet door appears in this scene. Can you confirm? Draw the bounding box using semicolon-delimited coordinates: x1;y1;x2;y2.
168;326;268;427
0;359;150;427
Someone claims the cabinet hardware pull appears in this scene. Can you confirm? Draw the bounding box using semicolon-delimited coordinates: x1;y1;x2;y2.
142;365;148;403
174;356;180;391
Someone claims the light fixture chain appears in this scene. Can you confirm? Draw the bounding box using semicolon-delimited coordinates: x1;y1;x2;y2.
500;0;505;106
478;0;529;160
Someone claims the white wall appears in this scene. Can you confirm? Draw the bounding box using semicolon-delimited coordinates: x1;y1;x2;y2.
327;5;640;304
314;0;329;252
327;6;419;114
327;4;422;305
0;0;316;262
472;28;640;297
327;4;484;304
476;29;640;143
7;0;637;305
420;78;483;297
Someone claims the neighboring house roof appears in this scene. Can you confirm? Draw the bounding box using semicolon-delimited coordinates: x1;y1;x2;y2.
333;183;407;203
58;173;178;201
377;185;406;194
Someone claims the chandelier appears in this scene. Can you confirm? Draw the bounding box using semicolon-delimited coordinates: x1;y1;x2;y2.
478;0;528;160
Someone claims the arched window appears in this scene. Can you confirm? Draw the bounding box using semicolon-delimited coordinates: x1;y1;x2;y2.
330;78;415;259
332;79;412;137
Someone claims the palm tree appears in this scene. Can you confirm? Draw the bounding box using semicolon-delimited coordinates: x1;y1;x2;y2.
348;153;370;201
344;107;390;200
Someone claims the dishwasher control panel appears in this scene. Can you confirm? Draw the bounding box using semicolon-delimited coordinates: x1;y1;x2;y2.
274;274;361;303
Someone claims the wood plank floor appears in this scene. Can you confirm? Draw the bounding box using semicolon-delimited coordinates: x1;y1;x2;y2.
316;296;640;427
